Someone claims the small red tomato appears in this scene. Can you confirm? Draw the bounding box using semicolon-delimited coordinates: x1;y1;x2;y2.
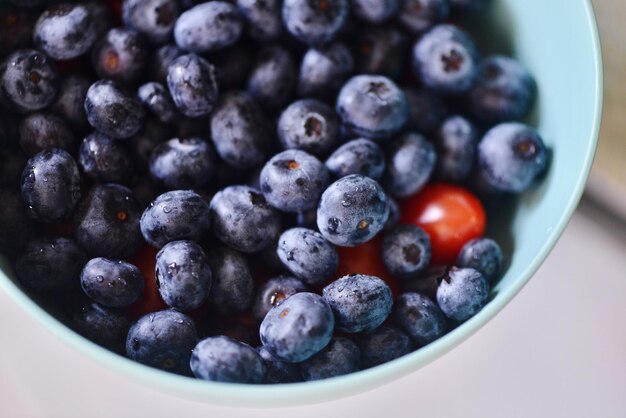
126;245;168;319
400;183;486;265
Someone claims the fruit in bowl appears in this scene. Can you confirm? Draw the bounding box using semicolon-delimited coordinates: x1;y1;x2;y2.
0;0;601;406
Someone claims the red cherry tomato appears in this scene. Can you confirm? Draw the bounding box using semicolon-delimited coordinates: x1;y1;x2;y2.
126;245;168;319
400;183;486;265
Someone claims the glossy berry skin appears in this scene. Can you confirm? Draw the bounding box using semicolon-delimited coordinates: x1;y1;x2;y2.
247;46;297;111
19;113;74;157
149;137;216;190
398;0;449;35
155;240;212;311
207;246;254;315
252;276;307;323
140;190;210;248
297;42;353;100
210;185;282;253
15;237;88;292
167;53;219;118
80;258;145;307
300;336;361;381
282;0;348;46
72;303;130;354
0;189;38;258
21;149;81;223
350;0;400;24
355;324;412;368
33;3;97;60
260;292;335;363
393;292;447;345
84;80;146;139
174;2;243;53
236;0;282;41
457;238;503;283
325;138;385;181
257;346;302;383
0;49;58;113
403;87;448;135
74;184;143;259
92;28;149;84
353;26;408;80
436;267;489;322
79;131;134;184
278;99;340;156
381;224;431;280
435;115;478;182
138;82;177;124
190;336;265;383
336;75;408;140
317;174;389;247
260;149;331;213
384;132;437;199
277;227;339;286
52;75;90;131
412;24;480;94
126;309;198;375
150;44;181;83
478;123;548;193
122;0;180;44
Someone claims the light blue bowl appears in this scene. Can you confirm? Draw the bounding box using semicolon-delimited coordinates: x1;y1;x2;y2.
0;0;602;407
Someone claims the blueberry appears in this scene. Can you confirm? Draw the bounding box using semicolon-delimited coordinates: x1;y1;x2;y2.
15;237;88;292
297;42;354;100
0;8;38;56
78;132;134;184
129;119;172;170
210;185;282;253
236;0;282;41
260;292;335;363
33;3;97;60
140;190;210;248
72;303;130;354
336;75;408;140
477;122;548;193
436;267;489;322
92;28;149;84
0;189;38;258
355;324;412;368
282;0;348;46
190;336;265;383
167;53;219;118
74;184;143;259
247;46;297;111
19;112;74;157
353;26;408;80
393;292;447;345
155;240;212;311
174;2;243;53
80;258;145;308
260;149;331;213
122;0;180;44
381;225;431;280
84;80;146;140
277;227;339;286
257;346;302;383
209;44;254;90
0;49;58;113
384;132;436;199
398;0;449;35
467;55;537;123
207;246;254;315
209;90;271;169
278;99;340;156
350;0;400;24
457;238;503;283
149;137;216;190
149;43;182;84
403;87;448;135
126;309;198;375
401;264;445;301
138;82;178;125
325;138;385;181
300;336;361;381
412;24;480;94
317;174;389;247
252;275;307;323
51;75;90;131
21;149;81;223
434;115;478;182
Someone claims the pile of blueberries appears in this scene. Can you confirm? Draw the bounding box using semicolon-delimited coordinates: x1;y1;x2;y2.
0;0;549;384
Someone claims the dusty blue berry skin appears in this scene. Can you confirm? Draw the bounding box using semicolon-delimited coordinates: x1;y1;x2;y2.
140;190;210;248
138;82;177;124
72;303;130;354
257;346;303;383
260;292;335;363
336;75;408;140
437;267;489;322
74;184;143;259
0;189;38;258
52;75;90;130
381;224;431;280
84;80;146;140
478;122;548;193
350;0;400;24
403;87;448;135
412;24;480;94
80;258;145;308
174;2;243;53
207;246;254;315
353;26;408;80
79;132;134;184
467;55;537;124
122;0;180;44
191;336;265;384
282;0;348;46
355;324;412;368
277;227;339;286
457;238;503;283
393;292;447;345
126;309;198;375
278;99;340;156
19;112;74;157
384;132;437;199
252;276;307;322
149;137;216;190
92;28;149;84
167;53;219;118
323;274;393;333
21;149;81;223
398;0;449;34
150;44;182;83
260;149;331;213
247;46;297;111
434;115;478;182
15;237;88;292
210;185;282;253
300;336;361;381
297;42;354;100
156;240;212;311
237;0;282;41
0;49;58;113
325;138;385;181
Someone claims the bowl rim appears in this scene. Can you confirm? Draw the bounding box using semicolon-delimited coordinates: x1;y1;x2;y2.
0;0;603;408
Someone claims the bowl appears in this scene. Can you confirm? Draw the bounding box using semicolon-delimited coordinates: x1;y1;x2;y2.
0;0;602;407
